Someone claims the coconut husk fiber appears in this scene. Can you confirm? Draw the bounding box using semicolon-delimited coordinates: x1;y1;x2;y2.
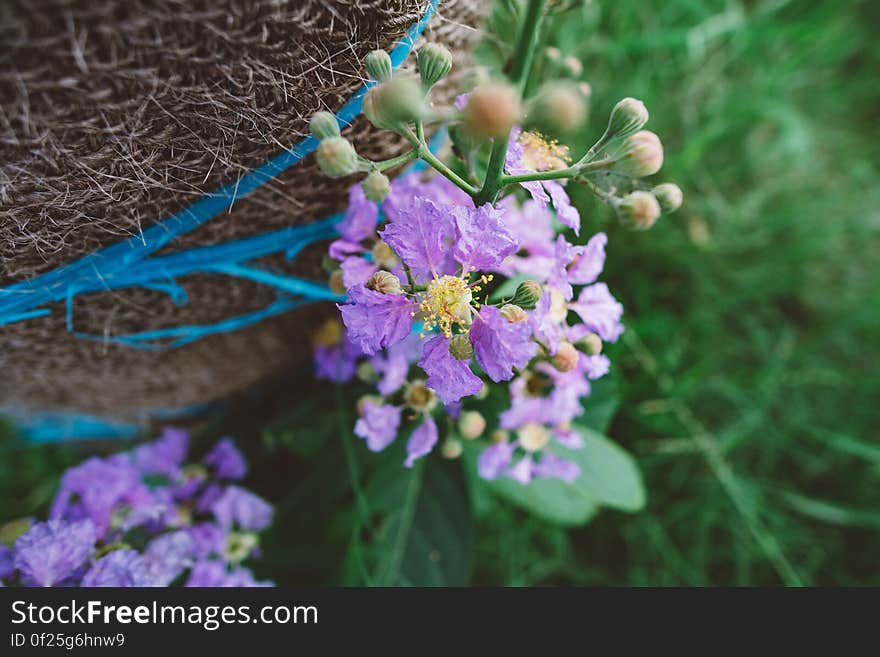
0;0;489;420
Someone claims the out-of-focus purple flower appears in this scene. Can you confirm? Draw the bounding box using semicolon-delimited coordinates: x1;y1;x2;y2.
477;442;515;480
382;172;472;224
404;416;438;467
451;203;518;272
314;334;363;383
470;305;538;382
568;283;625;342
204;438;247;481
546;235;583;301
210;486;274;533
340;256;378;289
187;523;227;559
338;284;417;356
0;545;14;581
143;531;193;586
371;334;420;396
14;520;95;586
354;401;402;452
50;458;151;539
533;454;580;482
336;185;378;242
131;427;190;477
82;549;154;587
530;291;565;355
418;336;483;404
567;233;607;285
329;239;364;261
507;455;535;485
379;197;457;282
186;560;272;587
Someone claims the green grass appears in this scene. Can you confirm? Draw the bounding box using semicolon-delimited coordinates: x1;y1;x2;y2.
2;0;877;586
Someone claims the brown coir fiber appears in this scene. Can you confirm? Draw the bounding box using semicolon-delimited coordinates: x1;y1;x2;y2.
0;0;488;419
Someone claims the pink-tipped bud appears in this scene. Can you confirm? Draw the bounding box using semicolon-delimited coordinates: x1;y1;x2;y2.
563;55;583;78
605;97;649;140
616;130;664;177
458;410;487;440
617;191;662;231
532;82;587;133
491;429;510;444
441;439;463;459
361;171;391;202
578;332;603;356
366;270;403;295
316;137;359;177
552;342;580;372
462;81;522;139
652;183;683;213
499;303;528;324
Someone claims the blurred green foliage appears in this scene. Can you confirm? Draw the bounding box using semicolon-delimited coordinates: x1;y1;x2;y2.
2;0;877;586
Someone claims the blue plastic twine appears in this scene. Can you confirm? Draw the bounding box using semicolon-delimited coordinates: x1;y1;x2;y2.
0;0;439;351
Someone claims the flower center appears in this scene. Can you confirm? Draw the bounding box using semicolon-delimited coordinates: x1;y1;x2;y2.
420;275;473;337
519;131;570;171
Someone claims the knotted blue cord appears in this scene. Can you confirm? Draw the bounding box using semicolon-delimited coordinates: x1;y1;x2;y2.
0;0;439;351
1;1;445;442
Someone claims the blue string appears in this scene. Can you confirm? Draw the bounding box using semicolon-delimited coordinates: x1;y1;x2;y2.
0;0;439;351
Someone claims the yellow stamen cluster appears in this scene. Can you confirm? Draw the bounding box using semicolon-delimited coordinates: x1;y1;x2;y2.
419;275;474;337
519;131;571;172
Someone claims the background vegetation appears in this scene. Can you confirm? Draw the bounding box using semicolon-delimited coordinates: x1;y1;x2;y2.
2;0;878;586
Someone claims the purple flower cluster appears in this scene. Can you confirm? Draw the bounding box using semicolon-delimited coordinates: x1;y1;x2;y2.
1;430;273;587
315;132;625;485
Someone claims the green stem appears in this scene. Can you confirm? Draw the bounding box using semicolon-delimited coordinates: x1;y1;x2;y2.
371;149;419;172
402;128;479;196
474;0;549;206
500;157;615;185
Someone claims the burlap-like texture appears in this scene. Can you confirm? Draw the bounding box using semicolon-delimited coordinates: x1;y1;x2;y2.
0;0;488;417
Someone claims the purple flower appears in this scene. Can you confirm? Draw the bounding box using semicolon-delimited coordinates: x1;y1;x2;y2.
451;203;519;272
211;486;274;533
404;416;438;468
314;334;362;383
143;531;194;586
50;458;151;539
329;239;364;261
568;283;625;342
0;545;14;581
340;256;378;289
186;560;271;587
546;235;583;301
338;284;417;356
567;233;607;285
382;172;472;224
470;305;538;382
533;454;580;482
529;291;565;354
379;197;456;282
477;442;515;480
336;185;378;242
354;401;402;452
82;549;154;587
132;427;190;477
418;336;483;404
14;520;95;586
371;334;420;396
204;438;247;481
507;455;535;485
187;523;227;559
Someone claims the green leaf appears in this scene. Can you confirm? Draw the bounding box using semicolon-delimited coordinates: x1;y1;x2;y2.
464;426;645;526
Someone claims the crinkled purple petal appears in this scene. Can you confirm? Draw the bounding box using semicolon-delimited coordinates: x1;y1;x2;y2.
506;199;556;254
477;442;516;480
581;353;611;380
340;257;378;289
471;305;538;383
547;235;583;301
14;519;95;586
507;456;535;485
567;232;607;285
404;415;438;468
211;486;274;532
553;428;584;449
569;283;625;342
545;180;580;235
143;531;193;586
533;454;580;482
354;402;402;452
187;523;227;559
204;438;248;481
418;335;483;404
371;334;420;396
82;549;154;587
452;203;519;272
0;545;14;581
338;284;416;356
529;291;565;355
379;197;456;282
132;427;190;477
336;185;378;242
383;173;472;224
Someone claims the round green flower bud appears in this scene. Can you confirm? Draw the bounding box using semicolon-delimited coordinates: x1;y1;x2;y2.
615;130;664;178
449;333;474;361
462;81;522;139
617;191;661;231
441;439;463;460
499;303;528;324
577;332;603;356
361;170;391;202
510;280;543;310
366;270;403;295
357;361;378;383
652;183;683;213
316;137;358;177
309;111;340;140
531;82;587;133
365;49;393;82
418;43;453;88
364;75;424;129
605;97;649;141
458;410;487;440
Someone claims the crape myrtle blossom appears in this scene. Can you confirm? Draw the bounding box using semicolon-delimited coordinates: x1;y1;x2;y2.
1;429;273;588
315;169;625;485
